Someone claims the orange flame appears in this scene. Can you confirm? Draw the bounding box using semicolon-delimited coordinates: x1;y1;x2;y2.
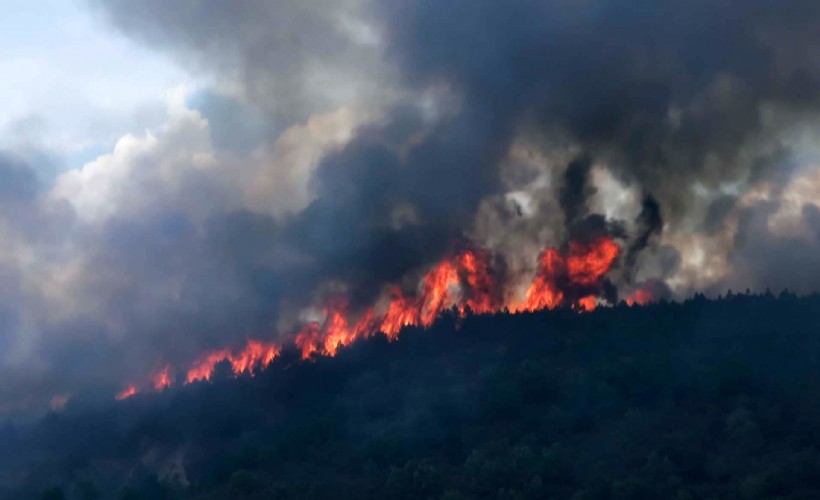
380;286;421;339
419;259;460;326
185;340;280;383
518;248;565;312
567;238;621;286
626;287;653;306
576;295;597;312
297;248;500;358
296;300;378;358
456;247;498;314
118;237;624;399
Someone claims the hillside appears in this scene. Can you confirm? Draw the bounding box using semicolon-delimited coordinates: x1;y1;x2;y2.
4;292;820;500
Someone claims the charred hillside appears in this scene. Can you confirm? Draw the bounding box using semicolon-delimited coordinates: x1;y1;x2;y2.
5;292;820;500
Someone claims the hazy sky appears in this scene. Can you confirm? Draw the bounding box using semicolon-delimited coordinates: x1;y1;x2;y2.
0;0;191;171
2;0;820;416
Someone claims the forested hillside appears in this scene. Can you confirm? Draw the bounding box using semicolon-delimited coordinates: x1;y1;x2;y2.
4;292;820;499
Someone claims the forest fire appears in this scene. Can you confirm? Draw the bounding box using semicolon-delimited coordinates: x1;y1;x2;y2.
517;248;565;312
517;237;620;312
577;295;598;312
626;287;654;306
297;247;498;358
185;340;280;383
119;237;624;396
376;246;501;343
296;302;377;358
567;238;620;286
152;365;172;391
115;384;137;400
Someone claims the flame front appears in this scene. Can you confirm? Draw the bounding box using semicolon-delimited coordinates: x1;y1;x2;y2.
118;238;623;396
380;287;421;339
456;247;498;314
115;384;137;400
519;248;565;312
567;238;621;287
518;238;620;312
185;340;279;383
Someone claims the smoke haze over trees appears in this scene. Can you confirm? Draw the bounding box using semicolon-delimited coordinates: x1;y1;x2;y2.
4;2;820;497
2;294;820;499
2;0;820;427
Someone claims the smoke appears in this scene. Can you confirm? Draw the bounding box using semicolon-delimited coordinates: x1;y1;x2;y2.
0;0;818;412
624;195;664;279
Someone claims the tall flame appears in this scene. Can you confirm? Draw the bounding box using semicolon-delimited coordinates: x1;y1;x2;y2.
296;301;377;358
567;238;621;287
455;247;498;314
152;364;172;391
117;237;623;397
518;248;565;312
380;286;421;339
185;340;279;383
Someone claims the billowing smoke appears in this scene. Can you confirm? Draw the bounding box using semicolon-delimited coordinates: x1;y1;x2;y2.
0;0;819;413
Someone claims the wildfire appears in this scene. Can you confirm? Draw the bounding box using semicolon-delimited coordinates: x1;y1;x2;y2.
379;247;500;340
380;286;421;339
518;248;565;312
567;238;620;286
626;287;653;306
116;237;625;398
185;340;279;383
152;364;172;391
296;301;377;358
115;384;137;401
517;237;620;312
576;295;597;312
455;247;498;314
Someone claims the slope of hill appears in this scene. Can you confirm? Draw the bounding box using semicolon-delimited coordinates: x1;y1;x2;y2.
3;292;820;499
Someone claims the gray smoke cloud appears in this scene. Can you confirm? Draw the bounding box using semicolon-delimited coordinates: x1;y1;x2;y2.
0;0;819;414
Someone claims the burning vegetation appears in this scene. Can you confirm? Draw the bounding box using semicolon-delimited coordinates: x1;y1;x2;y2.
116;235;641;399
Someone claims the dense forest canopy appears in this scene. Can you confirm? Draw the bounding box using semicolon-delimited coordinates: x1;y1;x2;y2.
3;292;820;499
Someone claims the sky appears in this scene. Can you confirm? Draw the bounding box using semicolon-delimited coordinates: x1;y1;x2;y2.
0;0;196;174
2;0;820;415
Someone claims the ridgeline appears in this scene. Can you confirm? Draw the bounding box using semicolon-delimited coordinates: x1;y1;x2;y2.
4;291;820;499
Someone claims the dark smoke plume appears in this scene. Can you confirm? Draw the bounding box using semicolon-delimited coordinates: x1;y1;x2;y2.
0;0;818;412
